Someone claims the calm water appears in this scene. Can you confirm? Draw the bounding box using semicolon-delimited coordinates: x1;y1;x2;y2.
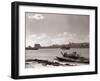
25;48;89;60
25;48;89;68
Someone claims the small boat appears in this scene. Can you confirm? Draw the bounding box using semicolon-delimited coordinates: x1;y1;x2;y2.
60;52;89;63
56;56;89;64
61;51;81;59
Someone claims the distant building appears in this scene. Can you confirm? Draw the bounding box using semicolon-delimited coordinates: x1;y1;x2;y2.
34;44;41;48
28;46;32;48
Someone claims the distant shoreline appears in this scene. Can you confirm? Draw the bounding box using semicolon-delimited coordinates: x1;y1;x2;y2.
25;47;89;50
26;42;89;50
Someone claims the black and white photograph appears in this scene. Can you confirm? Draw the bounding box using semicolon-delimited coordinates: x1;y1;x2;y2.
11;2;97;79
25;13;90;68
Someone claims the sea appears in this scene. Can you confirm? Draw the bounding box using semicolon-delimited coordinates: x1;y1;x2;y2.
25;48;89;68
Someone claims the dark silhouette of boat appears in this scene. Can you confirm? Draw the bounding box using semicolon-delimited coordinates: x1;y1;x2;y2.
56;56;89;64
61;51;82;59
56;56;75;62
60;51;89;63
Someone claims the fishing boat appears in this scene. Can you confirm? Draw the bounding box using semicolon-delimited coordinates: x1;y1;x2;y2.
56;56;89;64
61;51;82;59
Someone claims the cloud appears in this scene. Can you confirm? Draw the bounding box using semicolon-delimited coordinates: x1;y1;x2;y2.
37;33;47;39
26;32;89;47
51;37;68;45
36;33;52;46
28;14;44;20
26;33;52;47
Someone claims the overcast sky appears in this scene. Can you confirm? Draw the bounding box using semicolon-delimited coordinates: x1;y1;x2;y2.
25;12;89;47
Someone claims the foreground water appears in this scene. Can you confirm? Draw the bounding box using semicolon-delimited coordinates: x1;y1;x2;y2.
25;48;89;68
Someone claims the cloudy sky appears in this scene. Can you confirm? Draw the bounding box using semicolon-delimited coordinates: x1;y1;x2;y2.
25;12;89;47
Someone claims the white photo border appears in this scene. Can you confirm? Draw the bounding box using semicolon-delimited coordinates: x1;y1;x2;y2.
19;5;96;76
